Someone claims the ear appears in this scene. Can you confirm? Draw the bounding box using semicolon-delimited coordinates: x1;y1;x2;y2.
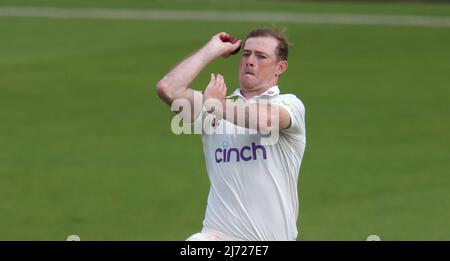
275;60;288;77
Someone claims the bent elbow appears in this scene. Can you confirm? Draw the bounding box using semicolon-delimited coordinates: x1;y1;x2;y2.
156;80;168;98
156;80;173;104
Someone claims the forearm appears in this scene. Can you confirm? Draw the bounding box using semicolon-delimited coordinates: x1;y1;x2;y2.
205;100;290;132
217;101;278;133
156;44;218;104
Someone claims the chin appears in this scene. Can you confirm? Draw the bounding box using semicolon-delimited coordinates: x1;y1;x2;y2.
240;82;255;90
240;79;256;90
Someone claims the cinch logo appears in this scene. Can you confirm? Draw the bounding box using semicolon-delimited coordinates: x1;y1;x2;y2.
215;142;267;163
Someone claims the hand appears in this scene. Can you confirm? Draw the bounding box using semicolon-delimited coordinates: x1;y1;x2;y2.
206;32;242;58
203;73;227;114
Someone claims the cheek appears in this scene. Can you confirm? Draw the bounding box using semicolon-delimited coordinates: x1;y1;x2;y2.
259;63;273;73
239;58;246;69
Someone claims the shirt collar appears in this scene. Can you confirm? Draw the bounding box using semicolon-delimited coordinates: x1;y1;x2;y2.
226;86;280;100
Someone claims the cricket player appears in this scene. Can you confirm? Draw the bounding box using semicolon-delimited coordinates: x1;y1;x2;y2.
156;28;306;241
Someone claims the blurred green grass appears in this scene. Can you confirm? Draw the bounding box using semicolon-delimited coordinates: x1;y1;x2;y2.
2;0;450;16
1;1;450;240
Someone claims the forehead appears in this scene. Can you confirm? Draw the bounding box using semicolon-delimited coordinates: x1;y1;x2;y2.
243;36;278;56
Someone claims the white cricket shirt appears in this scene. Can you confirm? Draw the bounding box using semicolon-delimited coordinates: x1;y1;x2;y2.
197;86;306;241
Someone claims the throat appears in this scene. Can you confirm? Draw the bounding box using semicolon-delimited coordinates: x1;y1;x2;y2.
240;86;273;99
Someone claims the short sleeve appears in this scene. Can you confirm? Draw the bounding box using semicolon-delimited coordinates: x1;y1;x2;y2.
273;94;306;143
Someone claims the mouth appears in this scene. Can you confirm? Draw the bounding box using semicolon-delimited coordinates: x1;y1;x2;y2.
244;72;255;76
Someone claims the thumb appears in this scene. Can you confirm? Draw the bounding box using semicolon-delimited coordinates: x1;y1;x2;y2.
230;40;242;55
209;73;216;84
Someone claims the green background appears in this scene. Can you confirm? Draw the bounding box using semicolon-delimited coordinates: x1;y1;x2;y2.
1;0;449;240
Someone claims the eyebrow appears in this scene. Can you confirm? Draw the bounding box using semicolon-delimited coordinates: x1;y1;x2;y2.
242;49;270;56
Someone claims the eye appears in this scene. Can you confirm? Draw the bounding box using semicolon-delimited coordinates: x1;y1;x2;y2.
242;52;250;57
257;55;266;59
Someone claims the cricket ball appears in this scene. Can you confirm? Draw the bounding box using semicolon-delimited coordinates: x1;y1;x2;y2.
220;34;241;55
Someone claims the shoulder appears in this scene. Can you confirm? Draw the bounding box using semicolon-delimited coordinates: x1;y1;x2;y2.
273;94;305;114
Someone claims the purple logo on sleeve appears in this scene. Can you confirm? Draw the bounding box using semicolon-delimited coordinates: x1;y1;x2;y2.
215;142;267;163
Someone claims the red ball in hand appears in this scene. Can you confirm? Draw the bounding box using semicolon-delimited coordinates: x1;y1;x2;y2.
220;34;241;55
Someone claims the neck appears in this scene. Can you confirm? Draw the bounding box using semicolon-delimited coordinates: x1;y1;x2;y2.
241;85;279;99
240;80;278;99
240;88;269;100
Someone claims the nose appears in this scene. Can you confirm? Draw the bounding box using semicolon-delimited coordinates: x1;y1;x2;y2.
245;54;255;67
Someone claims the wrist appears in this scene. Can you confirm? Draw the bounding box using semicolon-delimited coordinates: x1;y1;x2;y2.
203;97;225;118
202;42;222;61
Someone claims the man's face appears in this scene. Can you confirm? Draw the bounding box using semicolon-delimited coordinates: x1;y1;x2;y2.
239;36;280;91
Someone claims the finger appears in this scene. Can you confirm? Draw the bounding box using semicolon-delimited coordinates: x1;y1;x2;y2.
220;75;226;91
214;74;221;88
230;40;242;54
218;32;229;41
222;75;228;90
215;74;221;88
217;74;224;89
222;81;227;96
